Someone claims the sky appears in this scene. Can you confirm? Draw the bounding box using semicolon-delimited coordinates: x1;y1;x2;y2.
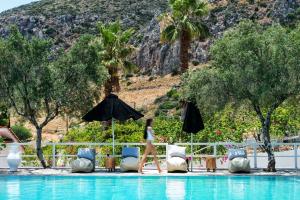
0;0;38;13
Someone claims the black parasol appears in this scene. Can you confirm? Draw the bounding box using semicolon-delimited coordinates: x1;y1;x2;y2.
82;94;144;155
182;102;204;171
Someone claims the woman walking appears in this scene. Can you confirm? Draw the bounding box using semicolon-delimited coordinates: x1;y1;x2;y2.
138;118;162;174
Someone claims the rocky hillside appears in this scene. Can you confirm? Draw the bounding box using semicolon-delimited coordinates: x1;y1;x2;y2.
0;0;300;74
1;0;300;138
135;0;300;74
0;0;168;49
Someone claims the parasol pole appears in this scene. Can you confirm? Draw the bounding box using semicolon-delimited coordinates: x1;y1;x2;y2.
191;132;193;172
112;118;115;156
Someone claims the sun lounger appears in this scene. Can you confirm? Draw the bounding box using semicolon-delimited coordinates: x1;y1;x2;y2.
167;145;187;172
120;147;140;172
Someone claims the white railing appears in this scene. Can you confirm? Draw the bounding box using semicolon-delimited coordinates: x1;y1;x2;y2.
0;142;299;170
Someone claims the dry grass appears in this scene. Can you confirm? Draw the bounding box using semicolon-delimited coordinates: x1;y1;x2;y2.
10;75;181;140
119;74;180;111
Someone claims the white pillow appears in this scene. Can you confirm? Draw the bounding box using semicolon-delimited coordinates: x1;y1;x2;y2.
167;157;187;172
167;145;186;159
120;157;139;172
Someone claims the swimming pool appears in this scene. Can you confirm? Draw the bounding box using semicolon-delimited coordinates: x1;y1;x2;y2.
0;175;299;200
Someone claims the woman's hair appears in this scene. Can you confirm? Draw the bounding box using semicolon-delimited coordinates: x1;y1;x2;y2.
143;118;153;139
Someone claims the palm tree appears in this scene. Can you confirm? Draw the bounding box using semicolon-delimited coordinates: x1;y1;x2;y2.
95;21;135;96
160;0;210;73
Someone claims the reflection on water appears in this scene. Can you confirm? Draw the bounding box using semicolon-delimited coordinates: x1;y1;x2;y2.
0;176;299;200
6;179;20;199
166;178;186;200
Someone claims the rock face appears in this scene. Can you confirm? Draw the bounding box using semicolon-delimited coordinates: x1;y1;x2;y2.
0;0;168;48
0;0;299;75
134;0;300;74
134;18;181;75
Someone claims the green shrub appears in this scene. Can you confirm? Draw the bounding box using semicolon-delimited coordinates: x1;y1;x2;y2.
0;104;9;126
154;109;167;117
159;101;177;110
0;118;9;126
11;125;32;142
166;88;177;98
155;88;181;118
0;137;5;150
64;117;183;143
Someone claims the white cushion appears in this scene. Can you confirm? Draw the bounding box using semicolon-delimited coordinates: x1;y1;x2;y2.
71;158;94;173
167;157;187;172
120;157;139;172
167;145;186;159
229;157;250;173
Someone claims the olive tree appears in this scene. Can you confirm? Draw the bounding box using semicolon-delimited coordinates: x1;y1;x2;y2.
183;21;300;171
0;27;107;168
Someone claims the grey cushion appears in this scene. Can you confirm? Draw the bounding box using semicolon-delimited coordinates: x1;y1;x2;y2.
122;147;139;158
71;158;94;173
77;148;95;161
228;149;247;160
120;157;139;172
228;157;250;173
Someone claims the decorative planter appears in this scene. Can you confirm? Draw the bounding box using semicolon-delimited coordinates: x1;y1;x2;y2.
7;143;21;172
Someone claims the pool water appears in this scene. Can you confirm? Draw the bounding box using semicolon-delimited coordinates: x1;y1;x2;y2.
0;176;299;200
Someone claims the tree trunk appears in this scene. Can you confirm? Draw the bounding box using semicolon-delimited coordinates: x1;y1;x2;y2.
253;103;277;172
104;66;120;96
179;30;190;73
36;127;47;168
261;118;276;172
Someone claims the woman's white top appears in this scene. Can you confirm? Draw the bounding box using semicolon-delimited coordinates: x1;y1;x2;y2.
147;127;154;141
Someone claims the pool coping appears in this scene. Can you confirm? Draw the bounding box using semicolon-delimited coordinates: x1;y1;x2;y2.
1;169;299;177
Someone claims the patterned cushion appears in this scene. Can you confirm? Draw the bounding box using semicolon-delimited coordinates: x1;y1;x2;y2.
77;148;95;161
228;149;247;160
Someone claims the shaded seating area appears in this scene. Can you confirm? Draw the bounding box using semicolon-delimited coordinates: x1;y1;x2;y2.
82;94;144;172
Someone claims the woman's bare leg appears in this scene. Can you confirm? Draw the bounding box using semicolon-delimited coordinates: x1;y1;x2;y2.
138;144;151;173
151;145;162;173
138;154;147;173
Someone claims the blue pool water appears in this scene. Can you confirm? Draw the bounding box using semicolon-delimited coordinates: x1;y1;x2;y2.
0;175;299;200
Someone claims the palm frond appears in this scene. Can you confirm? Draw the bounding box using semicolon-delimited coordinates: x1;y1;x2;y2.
120;28;135;43
122;60;136;74
118;45;135;58
193;21;210;40
108;21;122;34
161;24;179;43
193;1;209;17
